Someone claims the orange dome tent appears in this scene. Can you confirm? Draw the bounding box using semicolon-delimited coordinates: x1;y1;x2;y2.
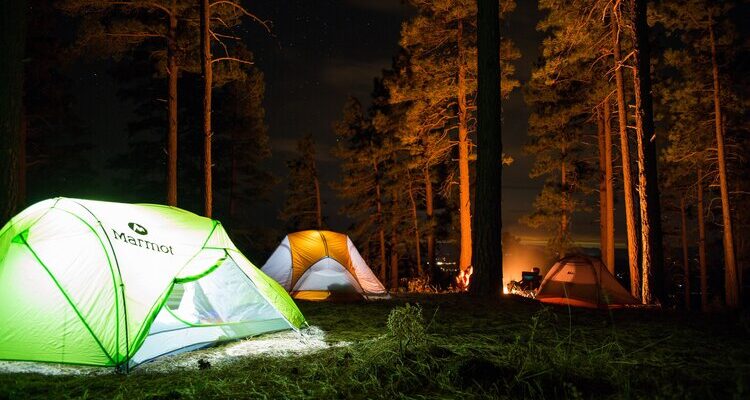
536;255;638;309
261;230;389;301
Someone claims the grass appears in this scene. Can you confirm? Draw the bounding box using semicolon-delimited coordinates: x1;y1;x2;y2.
1;294;749;399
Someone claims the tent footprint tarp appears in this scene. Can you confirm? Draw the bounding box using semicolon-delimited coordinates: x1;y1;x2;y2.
0;198;305;368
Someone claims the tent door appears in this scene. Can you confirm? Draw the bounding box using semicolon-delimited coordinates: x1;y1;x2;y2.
129;256;291;366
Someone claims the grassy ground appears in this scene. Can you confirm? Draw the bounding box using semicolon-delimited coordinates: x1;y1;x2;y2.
1;294;749;399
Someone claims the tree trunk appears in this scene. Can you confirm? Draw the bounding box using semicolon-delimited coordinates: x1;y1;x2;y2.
407;174;422;276
597;108;608;262
229;133;237;223
373;159;387;283
424;167;436;281
200;0;213;218
314;173;322;229
457;19;473;279
708;15;738;307
560;156;568;255
390;197;399;291
0;0;25;224
469;0;503;296
166;1;178;207
612;9;640;299
631;0;664;305
19;105;26;208
697;167;708;310
632;65;652;304
680;197;690;309
604;97;616;273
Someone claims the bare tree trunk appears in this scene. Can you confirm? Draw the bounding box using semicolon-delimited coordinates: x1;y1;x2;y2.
680;197;690;309
597;107;608;261
631;0;664;305
424;167;436;281
229;133;237;222
391;223;398;292
407;174;422;276
0;0;25;224
166;0;178;207
708;15;738;307
470;0;503;296
612;9;640;299
200;0;213;218
314;174;322;229
697;167;708;310
457;19;473;278
604;98;616;273
560;156;568;255
373;159;387;283
19;105;26;208
632;66;652;304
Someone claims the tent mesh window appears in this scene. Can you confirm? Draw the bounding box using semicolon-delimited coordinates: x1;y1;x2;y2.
131;258;289;365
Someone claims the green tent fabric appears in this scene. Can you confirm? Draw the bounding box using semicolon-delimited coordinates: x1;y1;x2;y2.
0;198;305;368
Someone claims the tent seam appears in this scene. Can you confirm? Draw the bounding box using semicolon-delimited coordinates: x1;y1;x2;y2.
18;235;116;366
226;250;302;331
126;220;221;359
67;199;131;368
51;207;124;365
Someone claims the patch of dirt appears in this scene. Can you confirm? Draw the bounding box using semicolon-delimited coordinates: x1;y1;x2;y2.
0;326;345;376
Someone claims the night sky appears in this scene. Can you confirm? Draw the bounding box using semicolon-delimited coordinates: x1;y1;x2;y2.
71;0;612;246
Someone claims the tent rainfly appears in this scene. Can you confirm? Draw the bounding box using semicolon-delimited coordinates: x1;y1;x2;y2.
0;198;306;369
536;255;639;309
262;230;389;301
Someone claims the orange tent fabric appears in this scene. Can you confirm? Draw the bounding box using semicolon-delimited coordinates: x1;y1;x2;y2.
288;231;354;289
262;230;389;301
536;255;638;309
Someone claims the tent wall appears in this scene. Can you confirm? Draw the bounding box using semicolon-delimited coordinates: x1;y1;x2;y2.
131;257;291;365
262;230;389;300
0;198;306;368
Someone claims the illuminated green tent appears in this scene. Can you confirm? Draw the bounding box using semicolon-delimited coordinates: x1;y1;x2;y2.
0;198;305;369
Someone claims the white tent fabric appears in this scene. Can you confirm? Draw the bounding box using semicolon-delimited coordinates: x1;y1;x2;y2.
0;198;305;368
133;258;289;365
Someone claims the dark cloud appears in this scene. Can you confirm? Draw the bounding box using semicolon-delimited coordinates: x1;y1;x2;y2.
271;137;337;163
320;58;392;91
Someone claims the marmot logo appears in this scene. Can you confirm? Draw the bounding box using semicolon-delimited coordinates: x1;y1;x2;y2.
128;222;148;235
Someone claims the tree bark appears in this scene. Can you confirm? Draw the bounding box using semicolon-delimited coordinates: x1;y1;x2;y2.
373;158;387;283
697;167;708;310
680;197;690;309
19;105;26;208
604;97;616;273
200;0;213;218
469;0;502;296
166;0;178;207
424;167;436;281
314;173;322;229
560;155;568;255
612;8;640;299
708;14;738;307
457;19;473;279
0;0;25;224
631;0;664;305
632;64;652;304
229;131;237;222
597;108;608;262
390;233;399;291
407;174;422;276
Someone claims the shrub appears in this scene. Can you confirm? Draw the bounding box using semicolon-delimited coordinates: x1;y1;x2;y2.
386;303;427;354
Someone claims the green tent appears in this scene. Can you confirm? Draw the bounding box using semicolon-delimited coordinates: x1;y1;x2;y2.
0;198;306;369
